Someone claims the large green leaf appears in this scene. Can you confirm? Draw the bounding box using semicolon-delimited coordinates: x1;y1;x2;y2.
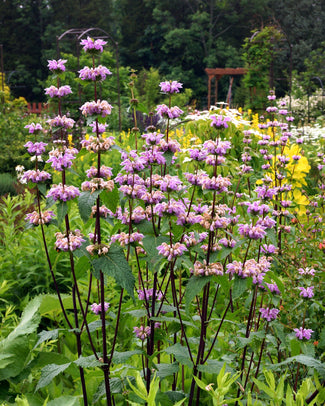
7;295;42;340
185;275;212;314
74;355;104;368
0;354;12;370
100;186;119;213
142;235;169;272
39;294;74;315
78;190;101;222
0;336;31;381
36;362;72;390
47;396;81;406
232;277;248;300
197;359;233;374
56;201;68;225
93;378;124;403
156;362;179;379
113;350;143;364
34;328;61;349
164;344;193;367
0;297;42;380
91;245;135;298
270;355;325;377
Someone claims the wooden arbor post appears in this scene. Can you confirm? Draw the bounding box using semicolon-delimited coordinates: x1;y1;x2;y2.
205;68;246;109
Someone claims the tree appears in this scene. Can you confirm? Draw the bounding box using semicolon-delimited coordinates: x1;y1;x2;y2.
242;26;284;110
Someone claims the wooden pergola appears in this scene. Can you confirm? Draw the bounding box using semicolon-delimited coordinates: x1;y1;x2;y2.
205;67;246;109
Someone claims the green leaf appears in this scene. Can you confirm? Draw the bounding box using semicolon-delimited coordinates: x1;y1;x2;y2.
142;235;169;272
39;294;74;315
100;186;119;213
34;329;60;349
91;245;135;299
74;355;104;368
252;378;275;398
150;316;195;328
193;375;209;392
164;150;174;166
270;355;325;377
78;190;101;222
136;103;149;114
93;378;124;403
156;362;179;379
266;228;277;245
15;296;42;337
210;246;234;262
27;352;72;370
290;338;301;356
36;362;71;390
47;396;80;406
185;275;212;314
173;398;187;406
0;354;13;370
0;336;30;381
148;374;159;406
45;196;56;209
113;350;143;364
88;319;109;332
232;277;248;300
164;344;192;367
127;372;148;401
37;183;47;197
56;201;68;225
197;360;233;374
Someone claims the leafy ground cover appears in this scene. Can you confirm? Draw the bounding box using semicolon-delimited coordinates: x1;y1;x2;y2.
0;38;324;406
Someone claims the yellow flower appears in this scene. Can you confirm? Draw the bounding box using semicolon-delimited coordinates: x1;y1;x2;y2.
284;144;311;186
68;134;73;146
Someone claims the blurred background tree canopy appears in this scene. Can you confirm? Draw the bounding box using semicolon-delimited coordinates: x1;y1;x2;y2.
0;0;324;107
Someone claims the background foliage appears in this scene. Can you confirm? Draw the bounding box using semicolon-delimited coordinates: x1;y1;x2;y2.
0;0;324;105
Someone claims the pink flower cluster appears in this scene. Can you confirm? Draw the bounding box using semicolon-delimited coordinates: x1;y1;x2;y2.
159;80;183;94
156;104;183;119
137;288;163;301
80;36;107;53
86;165;113;179
294;327;314;340
226;257;271;284
24;141;47;156
133;325;151;340
156;242;188;261
111;232;144;247
191;260;224;277
298;286;314;298
91;302;110;314
47;183;80;201
81;178;114;193
46;147;78;171
210;115;231;129
259;307;279;321
25;210;55;225
79;65;112;81
47;115;75;129
48;59;67;73
21;170;51;184
81;135;115;152
55;230;85;252
24;123;43;134
80;100;113;117
45;85;72;98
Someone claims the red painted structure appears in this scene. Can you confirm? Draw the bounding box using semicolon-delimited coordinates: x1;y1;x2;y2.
205;68;246;108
